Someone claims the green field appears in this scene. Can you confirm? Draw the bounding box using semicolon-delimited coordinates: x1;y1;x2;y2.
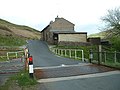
0;35;26;46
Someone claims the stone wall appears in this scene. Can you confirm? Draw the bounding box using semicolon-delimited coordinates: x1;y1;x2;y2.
58;41;91;46
58;33;87;42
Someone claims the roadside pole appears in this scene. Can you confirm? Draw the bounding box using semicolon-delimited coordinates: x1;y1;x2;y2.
29;56;34;78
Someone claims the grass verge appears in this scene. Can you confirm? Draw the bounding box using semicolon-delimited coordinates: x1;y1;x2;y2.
0;70;38;90
11;70;37;86
104;62;120;69
0;56;7;62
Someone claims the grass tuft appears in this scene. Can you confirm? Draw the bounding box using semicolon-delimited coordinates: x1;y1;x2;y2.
11;70;37;86
0;70;37;90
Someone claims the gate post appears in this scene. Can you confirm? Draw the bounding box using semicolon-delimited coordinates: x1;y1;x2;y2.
24;48;29;70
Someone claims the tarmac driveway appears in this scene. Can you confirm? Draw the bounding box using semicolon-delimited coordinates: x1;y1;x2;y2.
28;40;82;67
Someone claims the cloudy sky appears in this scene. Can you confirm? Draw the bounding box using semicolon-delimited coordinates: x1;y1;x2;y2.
0;0;120;34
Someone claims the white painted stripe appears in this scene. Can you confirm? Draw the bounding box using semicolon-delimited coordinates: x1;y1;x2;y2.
37;71;120;83
29;65;33;73
34;63;91;69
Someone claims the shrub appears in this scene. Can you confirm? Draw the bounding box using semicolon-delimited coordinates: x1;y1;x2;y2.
110;36;120;51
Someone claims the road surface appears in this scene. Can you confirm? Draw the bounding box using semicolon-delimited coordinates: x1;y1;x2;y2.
28;40;82;67
28;40;120;90
38;72;120;90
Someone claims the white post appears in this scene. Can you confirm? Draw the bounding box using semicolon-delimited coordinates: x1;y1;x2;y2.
114;51;117;63
65;49;67;56
29;56;34;78
81;50;84;62
75;50;77;59
16;52;17;58
7;52;9;60
69;49;71;58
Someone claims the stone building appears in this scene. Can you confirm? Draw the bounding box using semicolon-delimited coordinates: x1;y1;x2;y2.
41;16;88;45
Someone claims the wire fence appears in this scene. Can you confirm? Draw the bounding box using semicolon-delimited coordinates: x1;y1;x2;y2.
91;51;120;68
51;47;120;68
7;51;24;60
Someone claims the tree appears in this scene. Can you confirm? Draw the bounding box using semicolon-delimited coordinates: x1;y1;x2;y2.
102;7;120;37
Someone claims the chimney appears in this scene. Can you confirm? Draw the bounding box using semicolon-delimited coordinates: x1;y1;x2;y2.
55;15;60;21
49;21;53;24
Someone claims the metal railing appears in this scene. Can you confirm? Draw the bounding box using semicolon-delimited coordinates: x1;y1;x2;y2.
7;51;24;60
50;48;84;61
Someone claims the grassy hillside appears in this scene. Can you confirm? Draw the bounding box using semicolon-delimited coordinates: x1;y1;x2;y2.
88;31;107;39
0;18;41;38
0;35;26;46
89;30;120;51
0;18;41;46
0;18;39;32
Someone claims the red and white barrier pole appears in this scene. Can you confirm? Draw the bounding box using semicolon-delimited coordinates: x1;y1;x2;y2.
29;56;34;78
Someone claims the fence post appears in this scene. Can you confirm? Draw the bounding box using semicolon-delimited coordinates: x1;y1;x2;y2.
25;48;28;70
75;50;77;59
104;51;106;63
7;52;9;60
69;49;71;58
97;45;102;64
99;45;102;64
16;52;17;58
60;49;61;56
55;48;57;54
65;49;67;56
114;51;117;63
81;50;84;62
61;49;63;56
56;49;58;54
58;49;60;55
89;49;93;63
